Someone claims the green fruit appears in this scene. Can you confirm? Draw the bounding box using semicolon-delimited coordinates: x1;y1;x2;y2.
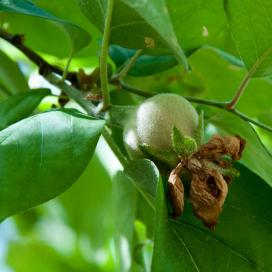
123;93;199;158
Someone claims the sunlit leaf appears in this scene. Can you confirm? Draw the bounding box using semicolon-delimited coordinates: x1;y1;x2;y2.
0;0;91;56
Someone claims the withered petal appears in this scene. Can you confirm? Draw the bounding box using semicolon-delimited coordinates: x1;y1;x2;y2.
190;168;228;229
168;167;185;218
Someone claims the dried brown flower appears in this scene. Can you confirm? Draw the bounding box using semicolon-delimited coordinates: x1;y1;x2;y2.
167;134;246;229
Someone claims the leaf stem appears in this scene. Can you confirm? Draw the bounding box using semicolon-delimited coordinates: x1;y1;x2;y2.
100;0;115;110
112;49;143;80
227;47;272;109
226;72;250;109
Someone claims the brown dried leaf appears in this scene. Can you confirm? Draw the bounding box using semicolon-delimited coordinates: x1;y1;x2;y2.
190;168;228;229
168;165;184;218
197;134;246;165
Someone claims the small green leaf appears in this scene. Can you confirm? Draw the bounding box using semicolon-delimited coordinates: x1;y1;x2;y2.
79;0;188;68
0;109;104;221
171;126;185;154
0;49;29;97
152;164;272;271
209;110;272;187
0;89;50;131
171;127;197;157
0;0;91;56
224;0;272;77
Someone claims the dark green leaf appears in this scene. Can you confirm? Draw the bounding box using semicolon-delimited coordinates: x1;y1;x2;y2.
224;0;272;77
0;49;29;97
79;0;188;68
0;109;104;221
152;164;272;271
0;0;91;56
209;110;272;187
0;89;50;131
110;45;177;76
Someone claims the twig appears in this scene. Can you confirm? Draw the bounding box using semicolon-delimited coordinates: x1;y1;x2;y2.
0;28;78;83
100;0;115;110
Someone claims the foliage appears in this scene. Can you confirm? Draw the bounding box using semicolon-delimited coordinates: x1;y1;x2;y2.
0;0;272;271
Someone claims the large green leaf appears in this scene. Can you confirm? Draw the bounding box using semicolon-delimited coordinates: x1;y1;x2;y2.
209;110;272;187
0;0;91;57
0;89;50;131
152;164;272;271
0;109;104;221
168;0;227;53
224;0;272;77
79;0;188;68
0;49;29;98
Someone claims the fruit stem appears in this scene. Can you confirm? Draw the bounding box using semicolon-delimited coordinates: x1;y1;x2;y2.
100;0;115;111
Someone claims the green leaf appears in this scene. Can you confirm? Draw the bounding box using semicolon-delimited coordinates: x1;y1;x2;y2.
0;89;50;131
209;110;272;187
0;0;91;57
168;0;227;53
124;159;160;210
0;109;104;221
224;0;272;77
0;49;29;97
152;164;272;271
109;45;178;76
79;0;188;68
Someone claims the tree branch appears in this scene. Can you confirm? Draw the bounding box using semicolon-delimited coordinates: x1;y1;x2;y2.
0;28;78;83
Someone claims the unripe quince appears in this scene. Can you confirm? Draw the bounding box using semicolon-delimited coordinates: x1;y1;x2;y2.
123;93;199;162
